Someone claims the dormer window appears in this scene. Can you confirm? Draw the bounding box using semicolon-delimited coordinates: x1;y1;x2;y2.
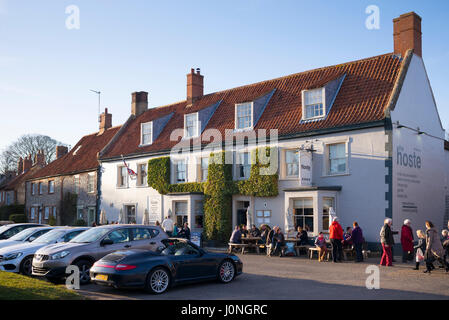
141;121;153;146
302;88;325;120
235;102;253;130
184;113;199;138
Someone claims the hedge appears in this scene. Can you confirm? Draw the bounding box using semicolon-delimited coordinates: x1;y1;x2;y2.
9;214;27;223
0;205;25;221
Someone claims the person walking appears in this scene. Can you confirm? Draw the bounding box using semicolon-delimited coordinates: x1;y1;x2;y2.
413;229;426;270
161;215;174;237
351;222;364;262
329;217;344;262
442;229;449;263
314;232;328;262
401;219;414;263
380;218;394;267
423;220;449;274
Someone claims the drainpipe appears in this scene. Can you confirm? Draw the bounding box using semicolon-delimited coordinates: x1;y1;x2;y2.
59;176;66;226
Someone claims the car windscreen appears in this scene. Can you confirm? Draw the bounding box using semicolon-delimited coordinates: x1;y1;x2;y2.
69;228;110;243
34;230;66;244
9;228;39;241
0;225;9;234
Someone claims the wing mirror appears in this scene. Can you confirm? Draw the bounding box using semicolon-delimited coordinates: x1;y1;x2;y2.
28;236;36;242
100;239;114;246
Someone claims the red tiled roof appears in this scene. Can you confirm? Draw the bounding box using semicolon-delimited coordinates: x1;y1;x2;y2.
102;53;404;159
28;126;121;180
4;165;42;190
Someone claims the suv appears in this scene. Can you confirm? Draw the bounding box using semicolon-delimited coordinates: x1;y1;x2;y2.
0;223;45;240
0;227;89;276
32;224;167;284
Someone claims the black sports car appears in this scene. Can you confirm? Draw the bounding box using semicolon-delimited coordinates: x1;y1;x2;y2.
89;238;243;294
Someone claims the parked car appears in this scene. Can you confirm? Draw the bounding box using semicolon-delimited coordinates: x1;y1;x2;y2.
90;238;243;294
0;227;89;276
0;226;54;250
0;223;45;240
32;224;168;284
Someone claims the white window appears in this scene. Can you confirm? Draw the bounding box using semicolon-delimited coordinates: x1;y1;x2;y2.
235;102;253;130
141;122;153;145
302;88;324;120
256;210;271;225
184;113;199;138
118;166;128;187
200;157;209;182
174;201;188;227
285;149;299;177
87;174;95;193
175;160;187;183
44;207;50;220
48;180;55;194
74;176;80;194
236;152;251;180
293;198;314;232
327;143;347;175
137;164;147;186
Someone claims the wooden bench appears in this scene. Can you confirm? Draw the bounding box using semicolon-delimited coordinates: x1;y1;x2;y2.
295;245;311;256
228;243;249;254
308;247;332;261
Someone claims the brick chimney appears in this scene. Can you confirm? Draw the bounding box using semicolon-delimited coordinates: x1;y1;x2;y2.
17;157;23;175
99;108;112;133
393;12;422;58
131;92;148;117
34;150;45;167
23;155;32;172
56;146;68;159
187;68;203;104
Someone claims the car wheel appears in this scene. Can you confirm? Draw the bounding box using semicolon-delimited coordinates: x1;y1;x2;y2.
146;267;170;294
75;260;93;285
218;260;235;283
19;256;33;276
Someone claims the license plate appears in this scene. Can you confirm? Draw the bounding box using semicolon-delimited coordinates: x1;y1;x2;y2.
95;274;108;281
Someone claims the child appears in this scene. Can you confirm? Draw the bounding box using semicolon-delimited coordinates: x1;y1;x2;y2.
413;229;426;270
315;232;328;262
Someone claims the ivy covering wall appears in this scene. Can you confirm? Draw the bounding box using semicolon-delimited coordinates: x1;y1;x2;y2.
147;147;278;241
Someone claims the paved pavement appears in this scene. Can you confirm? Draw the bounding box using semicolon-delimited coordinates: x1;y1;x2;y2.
78;253;449;300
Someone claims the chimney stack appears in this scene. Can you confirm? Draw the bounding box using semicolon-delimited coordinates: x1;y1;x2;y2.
23;155;32;172
99;107;112;133
131;92;148;117
34;150;45;167
393;12;422;58
187;68;203;104
56;146;69;159
17;157;23;175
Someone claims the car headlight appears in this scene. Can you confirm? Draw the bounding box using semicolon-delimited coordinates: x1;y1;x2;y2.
50;251;70;260
4;252;23;261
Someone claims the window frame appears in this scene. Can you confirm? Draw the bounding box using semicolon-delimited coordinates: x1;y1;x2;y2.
48;180;55;194
234;102;254;131
140;121;153;146
87;174;95;193
184;112;199;139
283;149;299;179
301;87;325;121
324;142;348;176
293;198;314;233
136;163;148;187
174;159;187;184
38;182;43;195
235;151;251;180
199;157;209;182
117;166;129;188
74;175;80;194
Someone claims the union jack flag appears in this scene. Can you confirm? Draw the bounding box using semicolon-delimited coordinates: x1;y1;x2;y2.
121;155;137;177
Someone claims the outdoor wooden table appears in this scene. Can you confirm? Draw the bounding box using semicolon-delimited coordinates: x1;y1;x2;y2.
241;237;262;254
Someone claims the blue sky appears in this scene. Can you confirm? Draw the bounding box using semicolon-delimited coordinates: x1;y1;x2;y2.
1;0;449;151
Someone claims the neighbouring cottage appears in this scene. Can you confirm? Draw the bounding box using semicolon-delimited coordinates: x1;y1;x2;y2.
25;109;120;225
95;12;449;245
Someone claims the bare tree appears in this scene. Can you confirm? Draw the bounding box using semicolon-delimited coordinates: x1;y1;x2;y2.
0;134;67;174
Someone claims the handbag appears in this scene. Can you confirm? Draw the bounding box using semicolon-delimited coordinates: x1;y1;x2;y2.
416;248;424;262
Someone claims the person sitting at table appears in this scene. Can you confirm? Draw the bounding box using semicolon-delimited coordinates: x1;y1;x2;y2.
272;227;286;257
240;225;249;238
315;232;328;262
250;224;261;238
230;225;242;244
260;225;271;245
296;226;309;246
343;227;353;249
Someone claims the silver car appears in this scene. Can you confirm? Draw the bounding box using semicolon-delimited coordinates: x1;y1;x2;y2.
0;227;89;276
0;226;54;250
32;224;168;284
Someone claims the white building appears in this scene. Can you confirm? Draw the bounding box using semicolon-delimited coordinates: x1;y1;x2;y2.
98;12;449;246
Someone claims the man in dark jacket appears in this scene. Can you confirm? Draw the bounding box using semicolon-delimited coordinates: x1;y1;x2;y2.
250;225;261;238
329;217;344;262
178;222;191;240
296;226;308;246
380;218;394;266
272;227;285;257
351;222;364;262
266;226;277;256
229;225;242;244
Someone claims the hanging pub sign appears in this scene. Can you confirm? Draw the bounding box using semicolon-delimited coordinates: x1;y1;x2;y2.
298;150;312;186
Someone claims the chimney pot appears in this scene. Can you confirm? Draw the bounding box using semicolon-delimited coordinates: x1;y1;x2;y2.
17;157;23;175
187;67;204;104
393;12;422;58
131;91;148;117
56;146;69;159
99;107;112;132
23;156;32;172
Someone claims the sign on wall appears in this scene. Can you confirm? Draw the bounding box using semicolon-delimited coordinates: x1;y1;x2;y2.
148;196;161;224
298;150;312;186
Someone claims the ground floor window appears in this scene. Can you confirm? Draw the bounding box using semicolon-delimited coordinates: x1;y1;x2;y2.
44;207;50;220
125;205;136;224
194;200;204;228
175;201;188;226
293;198;314;232
30;207;36;220
322;197;334;231
256;210;271;226
77;208;84;220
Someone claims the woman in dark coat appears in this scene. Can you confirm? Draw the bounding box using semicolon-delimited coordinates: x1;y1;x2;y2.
424;221;449;274
401;219;414;263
